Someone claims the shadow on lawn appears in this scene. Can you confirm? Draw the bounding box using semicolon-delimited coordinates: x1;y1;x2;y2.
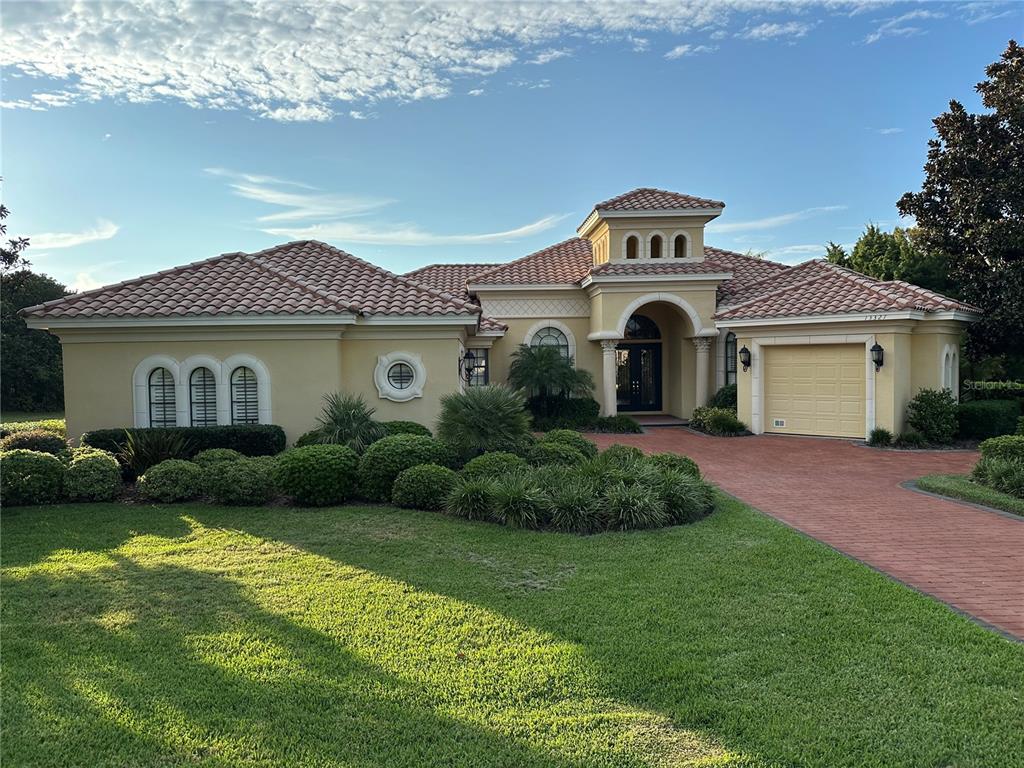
2;556;618;768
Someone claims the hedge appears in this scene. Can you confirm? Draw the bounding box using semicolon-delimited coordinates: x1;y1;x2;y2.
0;418;66;439
0;449;65;506
357;434;452;502
0;429;68;455
274;445;358;506
381;420;432;437
957;399;1020;440
392;464;458;510
137;459;204;503
65;449;122;502
82;425;286;457
978;435;1024;463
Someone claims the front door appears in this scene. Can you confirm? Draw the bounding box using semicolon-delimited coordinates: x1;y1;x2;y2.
616;343;662;411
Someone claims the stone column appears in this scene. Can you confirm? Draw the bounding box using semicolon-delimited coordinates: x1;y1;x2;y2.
693;337;712;408
600;340;619;416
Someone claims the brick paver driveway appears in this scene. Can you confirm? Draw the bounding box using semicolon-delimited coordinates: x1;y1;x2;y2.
591;429;1024;640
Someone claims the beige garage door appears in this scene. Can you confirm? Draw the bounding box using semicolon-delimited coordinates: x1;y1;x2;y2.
764;345;866;438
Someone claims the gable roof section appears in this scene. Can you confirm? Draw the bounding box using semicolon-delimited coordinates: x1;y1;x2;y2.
468;238;594;286
593;187;725;212
24;240;480;321
704;247;790;302
715;260;980;321
403;262;498;298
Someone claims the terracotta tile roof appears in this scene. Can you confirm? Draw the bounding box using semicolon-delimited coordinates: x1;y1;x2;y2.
403;262;497;298
24;240;480;320
589;259;730;278
703;247;790;302
593;187;725;212
469;238;594;286
715;260;980;321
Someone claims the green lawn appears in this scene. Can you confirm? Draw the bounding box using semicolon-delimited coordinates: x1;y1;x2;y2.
3;497;1022;768
0;410;64;423
917;473;1024;517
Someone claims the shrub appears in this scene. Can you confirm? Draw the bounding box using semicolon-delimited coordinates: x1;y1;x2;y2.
137;459;203;503
647;452;700;478
709;383;737;409
193;448;245;467
381;420;431;437
294;430;320;448
600;444;645;466
540;429;598;459
208;458;277;505
306;393;387;452
690;406;736;432
392;464;458;510
1018;416;1024;436
274;445;359;506
867;428;893;447
592;415;642;433
0;418;66;439
657;470;713;524
65;449;121;502
81;425;286;458
973;457;1024;498
527;441;586;468
705;410;747;436
118;429;193;476
491;473;548;529
603;482;669;531
957;399;1020;440
461;451;528;481
978;435;1024;462
436;386;531;461
894;431;928;449
529;396;600;431
0;450;65;505
445;478;497;521
0;429;67;455
547;478;604;534
509;344;595;402
358;434;450;502
906;388;958;445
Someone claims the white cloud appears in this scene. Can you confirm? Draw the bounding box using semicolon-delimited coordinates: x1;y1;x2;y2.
468;88;485;97
0;1;885;122
664;44;718;59
868;126;903;134
739;21;815;40
959;1;1015;25
102;132;112;141
709;205;847;234
30;219;119;250
209;168;565;246
864;10;944;44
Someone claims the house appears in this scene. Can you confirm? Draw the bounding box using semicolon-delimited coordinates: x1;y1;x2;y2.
24;188;980;443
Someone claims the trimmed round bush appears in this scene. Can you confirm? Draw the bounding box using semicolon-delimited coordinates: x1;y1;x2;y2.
65;449;121;502
137;459;203;503
603;481;669;531
491;473;548;529
445;478;496;521
547;478;604;534
461;451;527;481
709;383;737;409
979;434;1024;462
526;441;585;468
193;448;245;467
274;445;358;506
0;449;65;505
906;388;958;445
600;444;645;466
357;434;449;502
382;420;431;437
0;429;67;455
705;410;747;436
657;469;713;524
540;429;598;459
392;464;458;510
867;428;893;447
294;430;320;448
646;452;700;478
487;433;538;458
208;457;277;505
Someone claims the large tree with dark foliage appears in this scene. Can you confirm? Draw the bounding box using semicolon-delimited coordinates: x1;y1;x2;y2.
825;225;952;296
897;40;1024;358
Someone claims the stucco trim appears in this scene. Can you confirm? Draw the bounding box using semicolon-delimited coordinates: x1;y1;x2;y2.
180;354;226;426
132;355;182;428
524;319;578;366
223;354;273;424
612;292;708;337
941;343;959;400
374;351;427;402
620;231;643;261
668;230;693;260
748;334;876;439
645;231;667;259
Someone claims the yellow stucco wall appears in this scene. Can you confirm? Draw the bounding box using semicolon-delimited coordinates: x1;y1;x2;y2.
588;284;718;337
602;217;711;262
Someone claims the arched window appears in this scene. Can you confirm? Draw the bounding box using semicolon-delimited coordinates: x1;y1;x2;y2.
230;366;259;424
673;234;687;259
626;235;639;260
189;367;218;427
148;367;177;428
725;332;737;386
531;326;570;358
624;314;661;340
650;235;663;259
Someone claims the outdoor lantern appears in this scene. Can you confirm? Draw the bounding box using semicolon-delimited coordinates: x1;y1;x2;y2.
738;345;751;372
870;343;884;371
460;349;476;382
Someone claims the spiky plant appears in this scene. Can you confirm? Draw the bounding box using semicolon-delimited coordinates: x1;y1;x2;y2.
656;469;714;524
548;478;604;534
118;429;192;475
603;481;669;531
311;393;386;453
508;344;595;401
491;473;549;529
436;385;531;461
445;477;497;521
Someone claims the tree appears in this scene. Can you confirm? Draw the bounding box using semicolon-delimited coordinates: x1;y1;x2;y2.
1;179;31;272
1;270;68;412
508;344;594;408
827;225;952;295
897;40;1024;357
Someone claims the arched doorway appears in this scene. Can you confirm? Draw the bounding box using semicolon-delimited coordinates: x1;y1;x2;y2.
616;314;662;411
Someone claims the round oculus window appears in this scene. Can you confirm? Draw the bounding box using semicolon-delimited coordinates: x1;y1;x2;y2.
387;362;415;390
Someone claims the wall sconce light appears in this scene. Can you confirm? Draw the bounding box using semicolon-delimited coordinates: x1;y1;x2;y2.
870;343;884;371
738;346;751;372
459;349;478;382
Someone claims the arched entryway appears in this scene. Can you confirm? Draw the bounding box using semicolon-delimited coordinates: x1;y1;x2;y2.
616;313;662;411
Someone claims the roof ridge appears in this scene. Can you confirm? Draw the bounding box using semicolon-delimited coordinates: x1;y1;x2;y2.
704;245;786;267
469;237;586;284
242;252;357;314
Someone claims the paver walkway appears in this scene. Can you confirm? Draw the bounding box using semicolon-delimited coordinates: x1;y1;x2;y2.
590;429;1024;640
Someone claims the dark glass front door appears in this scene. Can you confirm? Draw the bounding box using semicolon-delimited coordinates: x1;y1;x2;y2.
615;343;662;411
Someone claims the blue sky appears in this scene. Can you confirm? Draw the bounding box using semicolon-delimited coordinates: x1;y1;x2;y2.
1;1;1018;291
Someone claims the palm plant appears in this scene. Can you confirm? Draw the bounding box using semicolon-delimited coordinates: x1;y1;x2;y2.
311;393;386;453
508;344;594;400
436;385;531;461
118;429;192;475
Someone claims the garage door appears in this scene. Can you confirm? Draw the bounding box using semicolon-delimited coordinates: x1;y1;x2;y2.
764;345;865;438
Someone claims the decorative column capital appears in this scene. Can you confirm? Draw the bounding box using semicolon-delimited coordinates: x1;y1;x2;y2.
692;337;712;353
600;339;620;353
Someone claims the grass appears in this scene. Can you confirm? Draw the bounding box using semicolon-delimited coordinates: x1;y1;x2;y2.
2;497;1022;768
0;410;64;423
917;473;1024;517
